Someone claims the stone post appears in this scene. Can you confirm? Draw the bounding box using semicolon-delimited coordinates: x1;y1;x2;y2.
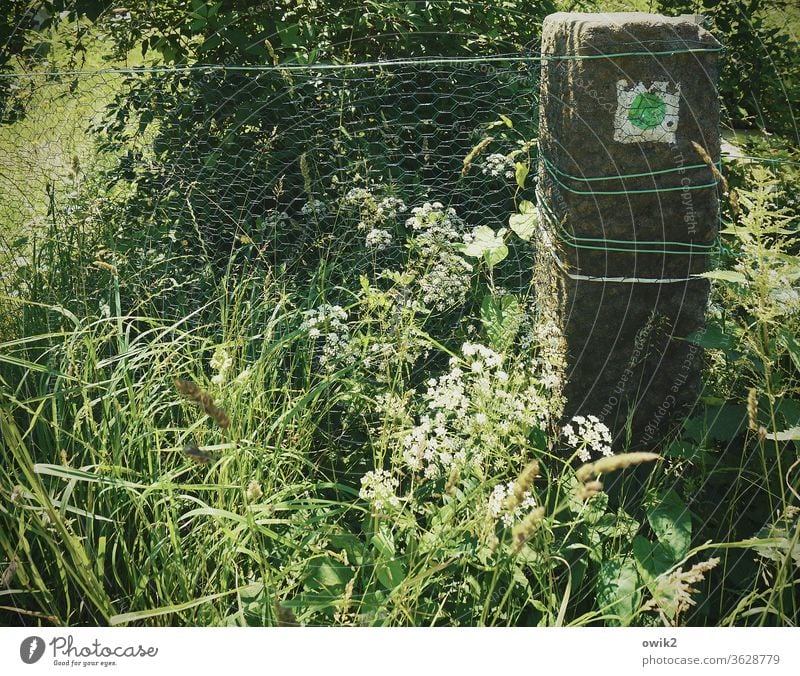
536;13;721;448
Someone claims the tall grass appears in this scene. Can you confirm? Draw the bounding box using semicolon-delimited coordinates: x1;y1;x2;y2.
0;36;798;624
1;159;797;626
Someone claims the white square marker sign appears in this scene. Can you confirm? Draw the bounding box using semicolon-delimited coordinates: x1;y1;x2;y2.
613;80;681;144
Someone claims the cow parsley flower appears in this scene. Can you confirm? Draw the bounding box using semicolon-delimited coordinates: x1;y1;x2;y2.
365;227;392;250
376;196;407;219
301;198;328;218
359;470;401;514
482;153;515;179
302;304;356;373
406;201;473;312
488;482;537;527
402;342;551;480
563;414;613;461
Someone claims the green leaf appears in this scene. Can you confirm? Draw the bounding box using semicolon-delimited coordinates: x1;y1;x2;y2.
581;491;609;526
509;210;537;241
371;527;395;559
633;536;675;580
239;581;265;603
375;557;406;590
462;226;508;269
480;293;523;351
515;161;529;189
371;527;405;590
645;489;691;561
698;269;747;284
778;329;800;374
686;322;737;351
329;533;367;566
110;590;236;625
592;509;640;544
304;556;353;594
703;404;747;442
664;440;713;463
776;398;800;428
632;537;679;619
499;114;513;128
595;558;640;626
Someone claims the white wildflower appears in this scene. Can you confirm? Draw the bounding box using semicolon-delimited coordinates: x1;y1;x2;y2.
488;482;537;527
210;346;233;384
359;470;401;514
302;304;356;373
482;153;515;180
562;414;613;460
301;198;328;218
365;228;392;250
376;196;407;219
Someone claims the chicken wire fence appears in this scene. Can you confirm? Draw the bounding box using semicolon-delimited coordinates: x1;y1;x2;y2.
0;57;542;314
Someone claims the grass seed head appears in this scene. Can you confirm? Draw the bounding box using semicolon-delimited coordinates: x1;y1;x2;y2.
182;442;215;464
2;559;18;588
462;136;494;176
504;459;540;511
445;464;460;496
576;479;604;501
512;506;545;553
174;378;231;429
246;480;263;502
576;452;660;482
747;388;759;430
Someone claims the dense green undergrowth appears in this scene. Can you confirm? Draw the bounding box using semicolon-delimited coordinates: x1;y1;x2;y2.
1;144;798;626
1;1;798;628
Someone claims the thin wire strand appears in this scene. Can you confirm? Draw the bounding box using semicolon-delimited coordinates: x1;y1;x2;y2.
0;44;725;78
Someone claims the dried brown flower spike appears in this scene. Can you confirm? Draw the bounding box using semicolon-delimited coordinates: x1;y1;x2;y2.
174;378;231;429
747;388;759;431
182;442;216;465
462;136;494;176
274;602;299;627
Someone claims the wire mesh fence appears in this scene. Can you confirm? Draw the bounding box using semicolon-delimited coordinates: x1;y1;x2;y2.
1;57;542;318
1;51;793;322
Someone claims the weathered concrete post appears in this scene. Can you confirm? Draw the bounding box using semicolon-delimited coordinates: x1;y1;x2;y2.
536;13;721;447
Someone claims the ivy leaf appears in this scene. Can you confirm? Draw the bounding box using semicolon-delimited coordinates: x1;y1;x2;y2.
509;201;538;241
462;226;508;268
